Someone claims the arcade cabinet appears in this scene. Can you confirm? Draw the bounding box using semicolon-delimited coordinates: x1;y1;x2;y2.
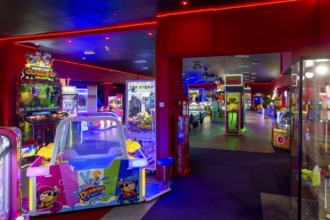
17;51;69;147
26;113;171;216
77;88;88;113
0;127;23;220
61;86;78;115
224;74;244;135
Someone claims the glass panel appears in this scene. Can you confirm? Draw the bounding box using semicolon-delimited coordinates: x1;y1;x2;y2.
125;80;156;170
290;57;330;219
55;116;125;170
0;135;10;219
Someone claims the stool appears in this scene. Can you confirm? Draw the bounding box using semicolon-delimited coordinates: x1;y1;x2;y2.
157;157;174;187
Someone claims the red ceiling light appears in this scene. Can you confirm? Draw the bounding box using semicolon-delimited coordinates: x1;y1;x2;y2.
148;32;153;36
105;36;110;40
181;0;189;6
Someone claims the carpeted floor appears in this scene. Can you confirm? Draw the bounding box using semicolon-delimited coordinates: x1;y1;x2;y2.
142;147;290;220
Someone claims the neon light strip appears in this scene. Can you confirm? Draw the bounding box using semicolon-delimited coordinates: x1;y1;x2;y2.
141;168;146;197
29;178;34;212
13;43;155;79
157;0;299;17
1;21;157;41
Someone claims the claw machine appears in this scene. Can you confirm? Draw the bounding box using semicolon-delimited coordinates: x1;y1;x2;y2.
125;81;156;170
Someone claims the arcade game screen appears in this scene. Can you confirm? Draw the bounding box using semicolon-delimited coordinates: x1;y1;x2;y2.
18;83;61;112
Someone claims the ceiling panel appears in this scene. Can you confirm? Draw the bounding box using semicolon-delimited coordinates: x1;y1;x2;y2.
3;0;282;84
83;0;129;12
48;0;101;16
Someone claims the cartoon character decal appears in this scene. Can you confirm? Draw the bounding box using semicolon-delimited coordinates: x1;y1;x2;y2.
116;176;139;204
37;185;63;213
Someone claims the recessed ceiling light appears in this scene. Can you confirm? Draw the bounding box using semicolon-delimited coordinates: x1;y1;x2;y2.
235;55;250;58
315;59;330;62
82;57;86;60
67;40;72;44
142;67;149;70
84;50;95;55
134;59;148;64
148;32;153;36
105;36;110;40
105;46;110;51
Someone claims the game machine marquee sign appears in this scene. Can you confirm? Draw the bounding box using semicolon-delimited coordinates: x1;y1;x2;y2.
225;74;243;87
22;51;57;82
17;51;68;147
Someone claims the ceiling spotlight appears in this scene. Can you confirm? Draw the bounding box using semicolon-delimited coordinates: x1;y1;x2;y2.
67;40;72;44
142;67;149;70
214;77;221;85
134;59;148;64
105;36;110;40
203;72;210;80
105;46;110;51
148;32;153;36
82;57;86;60
181;0;189;6
193;62;202;69
84;50;95;55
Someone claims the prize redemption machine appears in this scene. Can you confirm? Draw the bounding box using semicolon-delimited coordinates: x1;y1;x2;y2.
61;86;78;115
0;127;24;219
106;94;124;122
126;80;156;171
77;88;88;113
17;51;68;148
26;114;171;216
224;75;244;135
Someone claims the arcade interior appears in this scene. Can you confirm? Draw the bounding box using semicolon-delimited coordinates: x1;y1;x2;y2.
1;0;330;219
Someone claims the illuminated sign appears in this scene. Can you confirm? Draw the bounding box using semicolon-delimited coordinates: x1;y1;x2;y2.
225;74;243;86
22;51;57;82
62;86;77;95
